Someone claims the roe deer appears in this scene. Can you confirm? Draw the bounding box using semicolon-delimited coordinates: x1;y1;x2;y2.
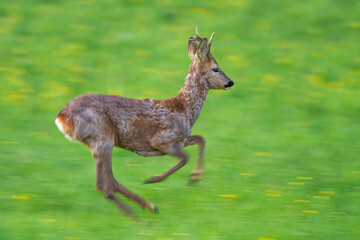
55;28;234;216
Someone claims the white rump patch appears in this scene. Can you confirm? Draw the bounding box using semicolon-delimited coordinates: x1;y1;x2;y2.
55;118;64;133
55;117;73;141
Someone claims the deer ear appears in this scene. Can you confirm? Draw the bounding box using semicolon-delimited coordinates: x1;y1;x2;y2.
188;37;198;61
197;37;209;61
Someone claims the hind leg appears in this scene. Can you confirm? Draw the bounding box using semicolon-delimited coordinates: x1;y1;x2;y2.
90;140;158;215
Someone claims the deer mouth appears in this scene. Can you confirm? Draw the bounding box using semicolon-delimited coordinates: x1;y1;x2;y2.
224;81;234;89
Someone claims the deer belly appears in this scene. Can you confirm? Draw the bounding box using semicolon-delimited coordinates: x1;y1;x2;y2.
134;151;165;157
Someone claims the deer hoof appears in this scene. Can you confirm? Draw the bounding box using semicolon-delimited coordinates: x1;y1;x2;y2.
144;175;162;184
146;202;160;213
189;172;202;183
153;205;160;214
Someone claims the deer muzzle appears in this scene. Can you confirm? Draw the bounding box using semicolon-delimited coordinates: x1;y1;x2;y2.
224;80;234;89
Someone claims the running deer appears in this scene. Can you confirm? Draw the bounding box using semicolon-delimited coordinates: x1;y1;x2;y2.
55;28;234;216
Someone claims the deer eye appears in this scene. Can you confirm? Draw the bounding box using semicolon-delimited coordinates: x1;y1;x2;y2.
212;68;219;73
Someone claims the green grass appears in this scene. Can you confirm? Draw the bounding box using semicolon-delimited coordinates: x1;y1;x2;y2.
1;0;360;239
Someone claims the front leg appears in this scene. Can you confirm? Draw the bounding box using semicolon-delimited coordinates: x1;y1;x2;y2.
184;135;205;182
145;140;189;184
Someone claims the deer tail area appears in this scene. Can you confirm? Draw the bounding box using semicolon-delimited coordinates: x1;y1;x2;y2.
55;112;74;141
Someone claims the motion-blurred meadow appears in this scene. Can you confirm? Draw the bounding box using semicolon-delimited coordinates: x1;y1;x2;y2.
1;0;359;239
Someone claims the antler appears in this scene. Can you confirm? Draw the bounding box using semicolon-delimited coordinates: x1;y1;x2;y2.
208;32;215;48
195;27;203;41
194;27;215;47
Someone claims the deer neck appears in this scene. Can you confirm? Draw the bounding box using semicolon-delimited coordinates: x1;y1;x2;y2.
177;72;209;127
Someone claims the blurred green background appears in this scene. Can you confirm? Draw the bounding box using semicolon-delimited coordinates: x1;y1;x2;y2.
1;0;359;239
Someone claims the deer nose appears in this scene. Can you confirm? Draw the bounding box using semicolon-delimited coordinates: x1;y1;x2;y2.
225;81;234;89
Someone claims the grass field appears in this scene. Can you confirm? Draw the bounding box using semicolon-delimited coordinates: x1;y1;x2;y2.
1;0;360;239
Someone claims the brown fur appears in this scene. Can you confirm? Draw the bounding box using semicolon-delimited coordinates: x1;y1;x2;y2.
55;29;234;217
153;97;185;114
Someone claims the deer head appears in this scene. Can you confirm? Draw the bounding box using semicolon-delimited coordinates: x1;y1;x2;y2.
187;27;234;90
